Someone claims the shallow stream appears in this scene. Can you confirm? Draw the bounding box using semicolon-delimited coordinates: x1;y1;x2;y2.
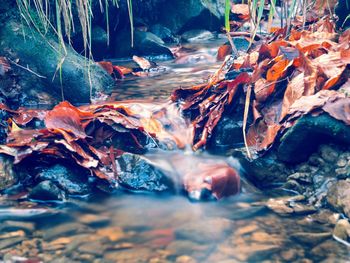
0;40;349;262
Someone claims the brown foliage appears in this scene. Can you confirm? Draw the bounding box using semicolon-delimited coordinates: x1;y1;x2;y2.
172;17;350;153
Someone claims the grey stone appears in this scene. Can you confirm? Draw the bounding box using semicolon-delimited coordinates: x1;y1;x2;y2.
43;223;91;241
288;172;313;184
149;24;178;43
0;237;25;250
0;154;17;191
333;219;350;241
327;180;350;217
0;220;34;233
166;240;210;255
153;0;224;33
181;29;214;42
291;232;331;246
117;153;174;192
28;180;66;201
113;29;173;58
37;164;91;196
78;241;105;256
319;145;339;163
233;148;290;186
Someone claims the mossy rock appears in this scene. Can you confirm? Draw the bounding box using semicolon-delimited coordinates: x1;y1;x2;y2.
0;19;114;104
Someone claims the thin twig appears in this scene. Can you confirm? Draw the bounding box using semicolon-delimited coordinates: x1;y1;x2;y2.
8;59;46;79
226;32;239;58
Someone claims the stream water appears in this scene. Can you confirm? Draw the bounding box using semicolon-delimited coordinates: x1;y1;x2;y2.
0;40;349;262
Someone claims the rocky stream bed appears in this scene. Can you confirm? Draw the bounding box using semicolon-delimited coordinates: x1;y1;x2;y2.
1;0;350;262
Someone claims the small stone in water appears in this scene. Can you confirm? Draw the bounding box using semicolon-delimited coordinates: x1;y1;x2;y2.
175;255;197;263
333;219;350;242
79;214;110;226
0;236;25;250
290;232;331;246
0;220;35;233
0;230;25;239
319;145;339;163
336;158;347;168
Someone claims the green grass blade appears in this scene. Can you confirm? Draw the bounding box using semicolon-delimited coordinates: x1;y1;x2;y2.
225;0;231;33
268;0;277;32
127;0;134;47
250;0;264;47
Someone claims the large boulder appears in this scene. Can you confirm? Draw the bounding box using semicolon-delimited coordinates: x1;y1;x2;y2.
0;19;114;104
116;153;174;193
153;0;225;34
277;114;350;164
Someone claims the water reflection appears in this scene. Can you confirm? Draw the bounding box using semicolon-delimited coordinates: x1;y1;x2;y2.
110;42;222;101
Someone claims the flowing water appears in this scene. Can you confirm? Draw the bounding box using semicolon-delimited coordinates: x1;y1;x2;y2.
0;40;350;262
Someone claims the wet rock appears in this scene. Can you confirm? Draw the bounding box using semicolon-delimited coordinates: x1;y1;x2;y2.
0;230;25;239
283;179;303;194
175;218;234;243
208;117;244;154
96;226;127;242
37;164;91;196
149;24;179;43
79;213;110;226
0;220;34;233
78;240;105;256
0;19;114;104
0;154;17;191
117;153;174;193
319;145;339;163
287;172;313;184
265;196;317;216
310;239;348;261
181;29;214;43
277;114;350;163
113;29;174;58
333;219;350;242
152;0;224;33
233;149;290;186
335;0;350;29
0;236;25;250
309;210;340;225
337;158;347;167
104;248;154;262
291;232;331;246
184;162;240;200
28;180;66;201
166;240;210;256
335;166;350;179
43;223;92;241
326;180;350;217
90;26;110;60
72;25;109;60
175;255;197;263
212;234;282;262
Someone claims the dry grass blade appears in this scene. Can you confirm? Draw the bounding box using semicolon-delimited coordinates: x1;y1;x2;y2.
243;85;252;159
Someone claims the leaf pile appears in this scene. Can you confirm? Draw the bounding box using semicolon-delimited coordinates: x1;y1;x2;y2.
0;101;185;183
172;17;350;154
